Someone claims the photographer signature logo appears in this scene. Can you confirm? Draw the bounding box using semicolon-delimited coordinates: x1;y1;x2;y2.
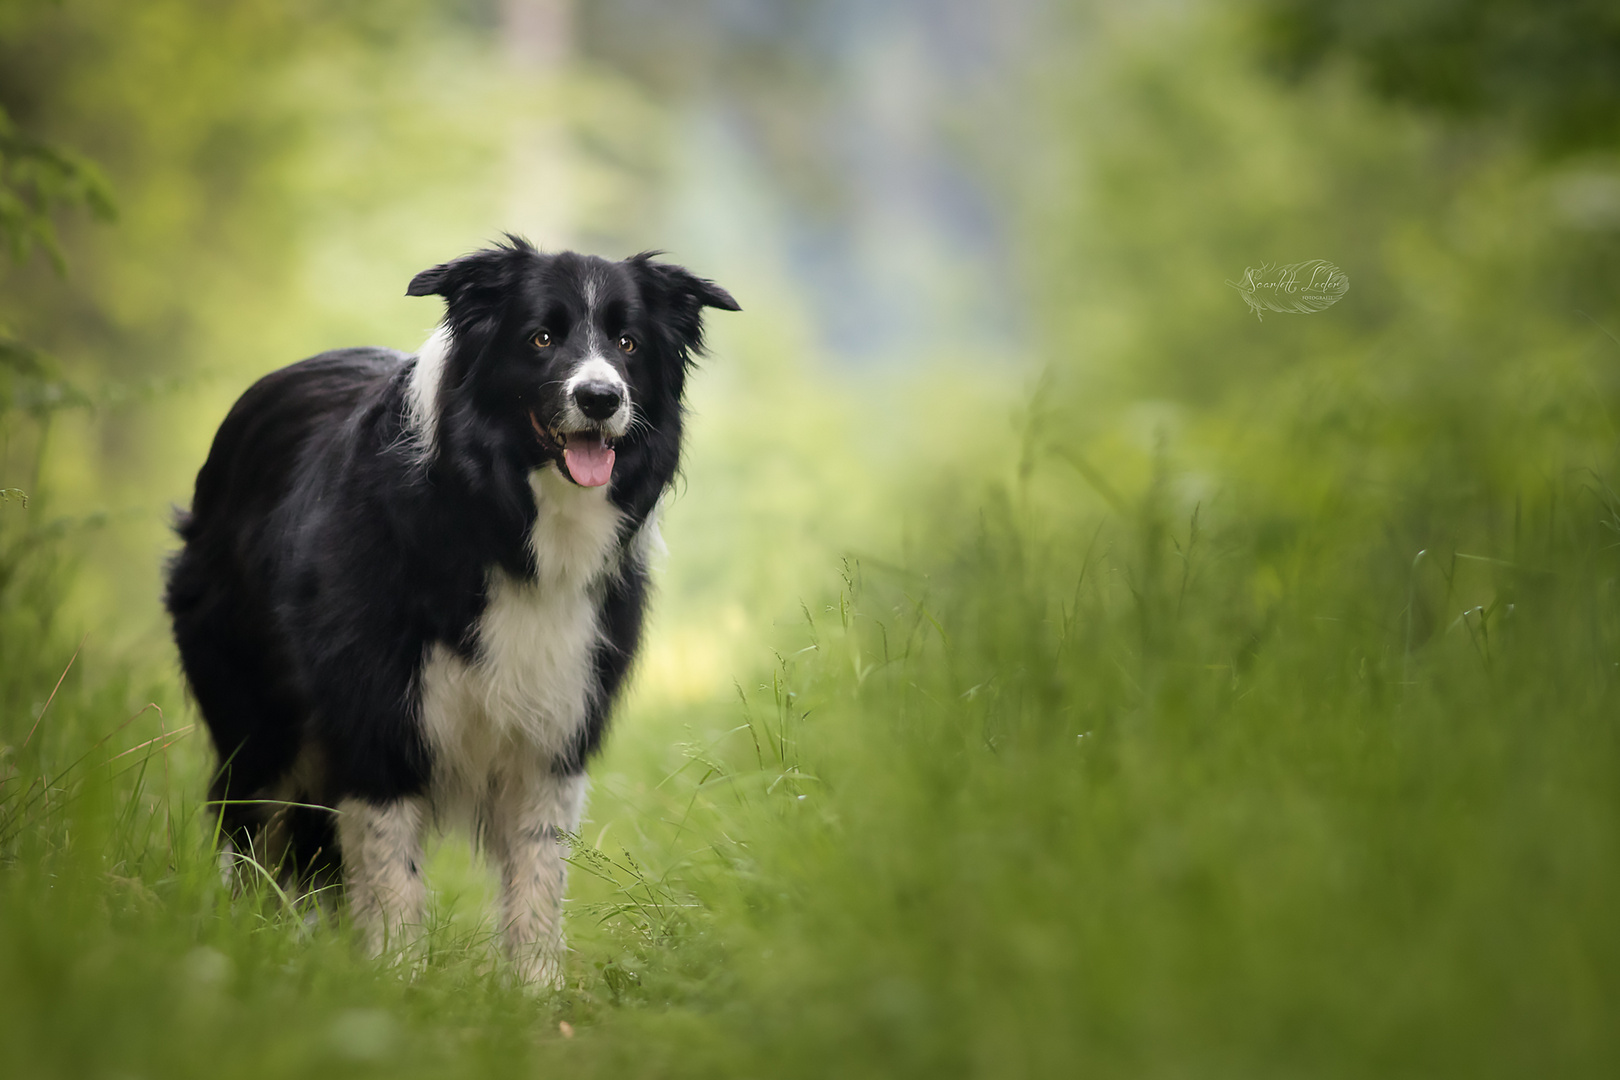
1227;260;1349;321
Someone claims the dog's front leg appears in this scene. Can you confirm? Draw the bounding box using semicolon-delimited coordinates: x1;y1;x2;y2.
488;769;587;988
337;796;428;959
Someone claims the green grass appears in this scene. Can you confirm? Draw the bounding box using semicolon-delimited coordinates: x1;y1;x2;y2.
4;432;1619;1077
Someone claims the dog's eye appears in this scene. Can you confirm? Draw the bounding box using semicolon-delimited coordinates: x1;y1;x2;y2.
617;335;636;355
532;330;553;349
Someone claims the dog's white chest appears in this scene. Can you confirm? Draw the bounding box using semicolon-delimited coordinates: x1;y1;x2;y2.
418;468;623;796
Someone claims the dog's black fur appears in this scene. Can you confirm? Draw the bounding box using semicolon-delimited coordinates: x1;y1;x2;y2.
165;239;737;886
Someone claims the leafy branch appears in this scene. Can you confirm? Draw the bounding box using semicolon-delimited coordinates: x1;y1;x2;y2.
0;102;117;507
0;102;116;271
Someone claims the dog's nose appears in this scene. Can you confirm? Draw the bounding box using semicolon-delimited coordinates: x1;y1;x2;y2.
573;381;623;421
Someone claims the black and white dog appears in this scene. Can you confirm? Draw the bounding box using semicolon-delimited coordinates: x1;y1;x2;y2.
165;238;738;983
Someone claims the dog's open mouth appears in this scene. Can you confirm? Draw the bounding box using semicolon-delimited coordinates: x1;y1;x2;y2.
529;411;616;488
562;431;615;487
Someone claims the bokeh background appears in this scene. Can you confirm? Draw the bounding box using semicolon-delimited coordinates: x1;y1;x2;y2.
4;1;1620;1077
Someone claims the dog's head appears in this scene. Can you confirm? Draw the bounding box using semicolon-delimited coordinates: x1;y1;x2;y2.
404;237;738;489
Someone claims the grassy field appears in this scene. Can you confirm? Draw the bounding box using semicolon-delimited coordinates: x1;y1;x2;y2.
5;402;1619;1078
5;1;1620;1077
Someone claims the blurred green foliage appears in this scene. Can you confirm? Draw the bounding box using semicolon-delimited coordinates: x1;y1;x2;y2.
1257;0;1620;156
3;0;1620;1077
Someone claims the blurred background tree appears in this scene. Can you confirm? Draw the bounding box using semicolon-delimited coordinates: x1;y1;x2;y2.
0;29;114;738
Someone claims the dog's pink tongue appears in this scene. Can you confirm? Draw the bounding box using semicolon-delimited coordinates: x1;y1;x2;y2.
563;434;615;487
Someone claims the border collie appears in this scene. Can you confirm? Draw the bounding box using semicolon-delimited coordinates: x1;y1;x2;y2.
165;238;738;983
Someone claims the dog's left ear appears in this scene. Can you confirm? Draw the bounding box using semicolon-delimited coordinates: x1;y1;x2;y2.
629;254;740;357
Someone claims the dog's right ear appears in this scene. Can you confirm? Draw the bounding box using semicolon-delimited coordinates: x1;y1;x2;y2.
405;263;455;297
407;241;526;299
407;238;536;338
407;234;537;296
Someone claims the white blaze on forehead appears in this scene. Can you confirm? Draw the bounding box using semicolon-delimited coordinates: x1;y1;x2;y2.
566;266;631;400
405;323;452;458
